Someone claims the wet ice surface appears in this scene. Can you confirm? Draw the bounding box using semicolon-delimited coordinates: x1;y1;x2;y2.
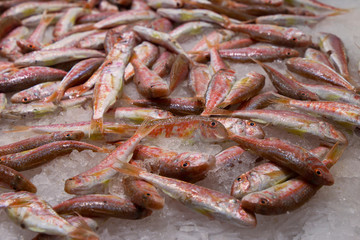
1;0;360;239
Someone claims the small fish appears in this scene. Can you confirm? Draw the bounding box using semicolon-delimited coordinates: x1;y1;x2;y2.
319;32;352;82
215;145;245;168
53;194;152;219
218;71;265;108
215;118;265;139
64;120;158;195
0;191;99;239
125;41;159;82
218;109;347;144
53;7;90;38
94;10;157;29
132;58;170;98
111;107;173;123
217;45;299;62
286;57;356;91
113;162;256;227
169;21;215;41
130;97;204;115
229;135;334;186
202;69;237;115
0;165;37;192
133;145;216;182
0;140;104;171
273;97;360;127
304;48;334;69
14;48;105;67
0;131;84;156
253;59;318;100
91;31;137;135
123;176;165;210
157;8;242;27
227;23;312;47
0;66;67;93
46;57;104;103
151;51;176;77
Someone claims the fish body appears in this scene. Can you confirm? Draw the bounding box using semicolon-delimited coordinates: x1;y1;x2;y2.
169;21;215;41
189;63;212;98
0;165;37;192
255;14;327;26
112;107;173;122
0;26;29;61
215;145;245;167
54;7;90;38
304;48;334;69
215;118;265;139
152;51;176;77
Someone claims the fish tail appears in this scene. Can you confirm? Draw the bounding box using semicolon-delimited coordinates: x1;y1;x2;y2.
112;161;145;178
40;11;55;25
134;118;159;138
90;118;104;137
44;88;65;103
323;142;346;169
68;225;99;240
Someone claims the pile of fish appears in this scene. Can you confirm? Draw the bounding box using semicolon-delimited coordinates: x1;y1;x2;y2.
0;0;358;239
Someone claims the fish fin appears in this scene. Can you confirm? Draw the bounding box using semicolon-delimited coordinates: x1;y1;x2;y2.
112;161;145;178
286;128;306;136
194;207;215;220
4;125;31;133
269;95;291;106
120;93;134;105
68;225;99;240
8;198;33;208
40;11;55;25
133;118;159;139
90;118;104;137
322;142;346;168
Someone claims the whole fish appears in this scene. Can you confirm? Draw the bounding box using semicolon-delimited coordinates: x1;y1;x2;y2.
229;135;334;186
227;23;312;47
111;107;173;122
231;146;330;199
14;48;105;67
0;165;37;193
0;191;99;239
130;97;204;115
218;109;347;144
132;58;170;98
151;51;176;77
113;162;257;228
215;118;265;139
0;66;67;93
286;57;355;91
125;41;159;82
0;140;104;171
216;45;299;62
53;194;152;219
273;97;360;127
241;143;346;215
304;48;334;69
94;10;157;29
209;47;229;74
202;69;237;115
0;131;84;156
319;32;351;82
53;7;90;38
64;121;158;195
1;1;79;20
133;145;216;182
215;145;245;168
189;63;212;98
91;31;136;135
46;57;104;103
169;21;215;41
123;176;165;210
218;71;265;108
253;59;318;100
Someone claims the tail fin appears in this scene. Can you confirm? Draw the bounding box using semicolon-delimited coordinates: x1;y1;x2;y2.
112;161;145;178
41;11;55;26
90;118;104;138
133;118;159;138
68;225;99;240
322;142;346;169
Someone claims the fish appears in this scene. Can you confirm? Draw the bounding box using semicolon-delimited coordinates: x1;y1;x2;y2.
113;162;257;228
217;109;347;145
64;120;158;195
227;23;312;47
304;48;334;69
123;176;165;210
229;135;334;186
21;12;62;27
151;51;176;77
0;191;99;239
215;145;245;168
252;59;319;100
215;118;265;139
169;54;189;92
111;107;173;123
53;194;152;219
0;140;104;171
132;145;216;182
217;71;265;108
0;16;21;40
202;69;237;115
147;0;183;8
14;48;105;67
0;66;67;93
189;63;212;98
0;131;84;156
46;57;104;103
285;57;356;91
235;0;283;6
77;11;118;24
77;31;107;50
255;13;330;27
0;165;37;193
91;31;137;135
238;91;285;110
0;26;29;61
169;21;215;41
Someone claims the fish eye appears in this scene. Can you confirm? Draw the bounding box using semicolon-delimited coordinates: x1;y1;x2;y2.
292;38;297;41
22;97;28;103
287;52;291;55
260;198;269;205
182;161;190;168
66;133;72;137
315;169;322;176
248;122;256;127
28;44;33;48
210;121;217;127
237;176;244;182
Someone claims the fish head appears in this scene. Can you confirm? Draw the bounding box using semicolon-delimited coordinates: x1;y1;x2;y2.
198;118;228;142
216;118;265;139
231;173;251;199
298;89;319;101
169;152;215;182
60;130;85;141
244;120;265;139
10;92;32;103
318;121;348;145
64;172;109;195
285;28;312;47
281;48;299;58
241;191;273;215
234;205;257;228
306;156;334;186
